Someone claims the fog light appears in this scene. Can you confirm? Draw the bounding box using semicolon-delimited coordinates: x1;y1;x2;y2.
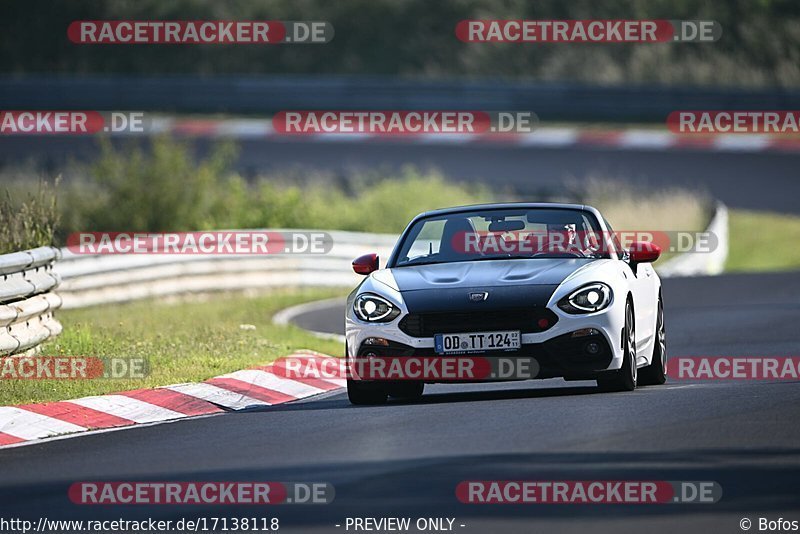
571;328;600;338
585;342;601;355
364;351;378;358
537;318;550;329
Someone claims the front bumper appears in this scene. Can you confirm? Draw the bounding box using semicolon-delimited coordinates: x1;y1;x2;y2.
348;330;613;382
345;301;625;372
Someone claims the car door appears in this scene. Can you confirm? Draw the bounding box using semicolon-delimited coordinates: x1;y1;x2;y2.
630;261;657;358
606;218;657;362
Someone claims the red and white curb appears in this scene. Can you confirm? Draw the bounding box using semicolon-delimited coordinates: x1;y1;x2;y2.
0;351;342;448
132;118;800;153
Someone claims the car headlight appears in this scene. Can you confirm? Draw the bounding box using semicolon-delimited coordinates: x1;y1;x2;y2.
354;293;401;322
558;283;613;314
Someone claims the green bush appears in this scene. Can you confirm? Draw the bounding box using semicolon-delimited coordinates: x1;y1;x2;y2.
4;138;709;246
76;137;237;232
58;137;492;236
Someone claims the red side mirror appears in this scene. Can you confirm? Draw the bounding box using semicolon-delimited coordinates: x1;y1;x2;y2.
352;253;379;275
629;241;661;263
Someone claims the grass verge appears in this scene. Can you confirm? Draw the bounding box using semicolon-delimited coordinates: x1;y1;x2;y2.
0;288;346;406
0;178;59;254
726;210;800;272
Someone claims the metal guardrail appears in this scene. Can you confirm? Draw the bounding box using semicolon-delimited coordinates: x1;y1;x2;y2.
4;76;800;122
55;231;397;309
0;247;63;356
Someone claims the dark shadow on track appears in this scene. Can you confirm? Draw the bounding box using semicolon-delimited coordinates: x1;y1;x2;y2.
2;447;799;528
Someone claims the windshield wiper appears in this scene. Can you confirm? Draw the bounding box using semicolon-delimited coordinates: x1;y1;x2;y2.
470;254;538;261
397;259;444;267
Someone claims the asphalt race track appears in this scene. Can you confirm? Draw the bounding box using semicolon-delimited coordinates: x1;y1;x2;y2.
1;272;798;533
2;136;800;214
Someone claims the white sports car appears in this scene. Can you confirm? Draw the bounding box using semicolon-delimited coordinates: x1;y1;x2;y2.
345;203;666;405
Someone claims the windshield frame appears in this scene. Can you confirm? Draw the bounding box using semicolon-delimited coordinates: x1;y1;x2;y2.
387;206;612;268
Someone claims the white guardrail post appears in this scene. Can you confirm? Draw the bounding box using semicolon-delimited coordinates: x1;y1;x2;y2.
657;202;729;277
0;246;63;356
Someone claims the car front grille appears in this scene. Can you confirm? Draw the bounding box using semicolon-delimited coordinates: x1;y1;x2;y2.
398;308;558;337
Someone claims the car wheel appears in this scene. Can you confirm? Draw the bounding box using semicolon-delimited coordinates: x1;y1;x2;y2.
347;379;388;405
388;382;424;400
598;300;637;392
639;296;667;386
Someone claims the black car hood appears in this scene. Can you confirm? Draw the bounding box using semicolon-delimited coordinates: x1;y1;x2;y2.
389;258;594;313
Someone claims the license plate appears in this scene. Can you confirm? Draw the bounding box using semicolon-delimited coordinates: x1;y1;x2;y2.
434;330;521;355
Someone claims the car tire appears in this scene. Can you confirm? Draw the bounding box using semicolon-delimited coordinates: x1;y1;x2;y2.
639;296;667;386
598;300;637;392
347;379;388;405
388;382;425;400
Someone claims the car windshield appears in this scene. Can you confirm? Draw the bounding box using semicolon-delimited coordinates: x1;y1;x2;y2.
393;207;611;267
